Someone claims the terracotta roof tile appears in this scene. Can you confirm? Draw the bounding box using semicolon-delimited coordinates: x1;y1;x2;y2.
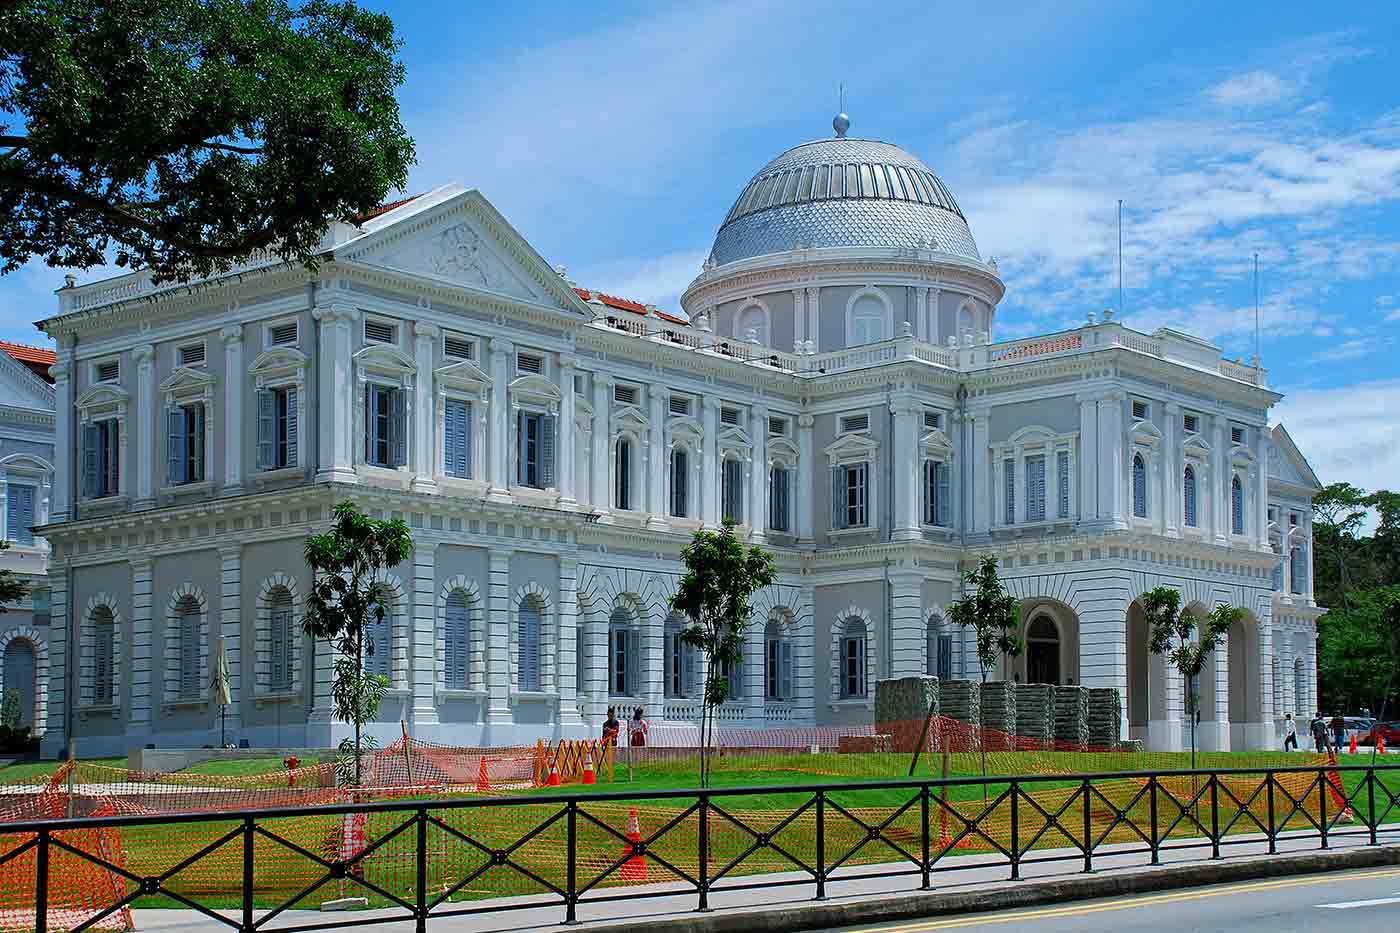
575;287;689;326
355;194;421;224
0;340;56;383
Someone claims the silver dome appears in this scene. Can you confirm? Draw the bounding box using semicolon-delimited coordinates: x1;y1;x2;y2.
708;138;980;266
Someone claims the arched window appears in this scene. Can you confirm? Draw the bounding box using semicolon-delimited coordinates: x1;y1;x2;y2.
268;586;295;691
840;618;868;698
1231;475;1245;535
1132;454;1147;518
175;594;201;699
957;304;975;341
670;448;689;518
1183;465;1198;527
664;614;696;698
925;614;952;680
3;638;35;728
765;617;793;700
91;605;115;705
737;304;769;346
608;606;639;697
366;595;392;679
444;589;471;690
615;438;633;511
1026;616;1061;685
848;295;885;346
518;597;543;692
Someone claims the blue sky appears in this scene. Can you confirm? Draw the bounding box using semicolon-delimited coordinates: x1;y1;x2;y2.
3;1;1398;494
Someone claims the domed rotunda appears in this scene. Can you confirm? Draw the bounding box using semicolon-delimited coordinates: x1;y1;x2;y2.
681;115;1005;354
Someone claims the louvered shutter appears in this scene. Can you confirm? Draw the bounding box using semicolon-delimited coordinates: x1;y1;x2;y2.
285;388;298;468
1027;455;1046;521
166;408;185;485
109;422;119;493
270;602;290;690
922;461;933;525
256;390;275;471
94;619;113;704
519;603;540;691
1132;456;1147;518
445;592;467;688
82;424;101;498
194;405;205;481
7;485;32;545
1232;477;1244;534
937;634;953;680
831;466;844;529
516;411;526;485
936;462;951;526
369;606;392;679
1004;458;1015;524
1057;450;1070;518
179;603;199;698
390;389;407;468
363;384;372;462
445;400;463;477
779;640;793;700
626;626;640;696
541;415;556;488
682;641;696;697
1184;467;1197;526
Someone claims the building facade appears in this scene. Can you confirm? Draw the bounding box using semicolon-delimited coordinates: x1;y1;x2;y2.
35;121;1321;758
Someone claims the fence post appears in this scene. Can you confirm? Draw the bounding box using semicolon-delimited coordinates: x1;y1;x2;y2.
242;817;255;933
1081;778;1093;873
920;784;931;890
1009;780;1021;881
1148;776;1159;865
35;829;48;933
1318;769;1329;850
566;800;578;924
415;807;427;933
1367;769;1378;846
1209;774;1220;860
697;793;710;912
815;790;826;901
1266;772;1277;855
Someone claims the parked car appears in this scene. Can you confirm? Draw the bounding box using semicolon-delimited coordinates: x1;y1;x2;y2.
1359;721;1400;747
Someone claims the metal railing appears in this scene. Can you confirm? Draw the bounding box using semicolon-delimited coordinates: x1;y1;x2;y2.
1;763;1396;933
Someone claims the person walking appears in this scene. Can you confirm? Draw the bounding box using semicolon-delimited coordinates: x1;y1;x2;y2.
628;706;650;748
1331;711;1346;752
1283;713;1298;751
1310;712;1330;753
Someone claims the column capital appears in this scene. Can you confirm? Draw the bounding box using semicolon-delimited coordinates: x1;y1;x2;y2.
798;412;815;428
752;403;769;422
132;344;154;366
592;371;613;389
413;321;440;340
702;395;721;413
1164;400;1181;415
488;336;514;358
129;556;153;576
218;543;241;561
311;300;358;324
414;540;439;557
220;325;244;345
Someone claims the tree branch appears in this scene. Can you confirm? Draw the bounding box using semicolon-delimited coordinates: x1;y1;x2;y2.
200;140;265;156
0;136;30;149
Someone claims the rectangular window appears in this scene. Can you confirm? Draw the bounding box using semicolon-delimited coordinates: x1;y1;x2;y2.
5;484;35;546
166;403;206;485
768;416;787;436
936;634;953;681
765;638;793;700
1025;455;1046;522
178;342;205;367
924;411;943;431
256;387;297;472
364;319;397;344
516;411;555;489
670;449;689;518
669;395;691;417
614;384;637;405
610;627;632;696
832;463;868;529
95;360;120;383
923;460;950;526
364;384;405;468
840;413;869;434
615;440;632;510
268;321;298;347
722;458;744;523
443;334;475;360
516;352;544;376
1184;413;1199;434
1231;426;1246;445
444;399;472;478
842;635;867;698
720;406;741;426
1289;513;1299;527
81;419;120;499
1004;458;1015;524
1057;450;1070;518
1132;399;1150;420
769;465;790;532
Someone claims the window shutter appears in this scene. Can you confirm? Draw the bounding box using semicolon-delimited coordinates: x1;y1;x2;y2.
922;460;932;525
445;592;468;689
1184;467;1197;526
94;621;113;704
363;383;373;462
256;390;275;471
682;641;696;697
831;466;844;529
285;387;298;468
1004;458;1015;525
1232;477;1244;534
194;405;206;481
445;400;463;477
269;604;288;691
1132;456;1147;518
936;462;951;526
1057;450;1070;518
369;607;392;679
391;388;407;468
937;634;953;680
18;485;34;546
82;424;101;498
856;637;867;696
180;605;199;698
541;415;556;489
779;640;793;700
626;626;640;696
516;410;526;485
519;603;540;691
460;401;471;478
166;408;185;485
1028;455;1046;521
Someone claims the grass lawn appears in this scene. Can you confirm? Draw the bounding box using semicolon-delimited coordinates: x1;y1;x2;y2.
0;756;126;783
179;757;309;777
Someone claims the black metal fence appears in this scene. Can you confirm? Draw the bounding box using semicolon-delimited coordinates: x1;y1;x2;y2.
1;763;1397;933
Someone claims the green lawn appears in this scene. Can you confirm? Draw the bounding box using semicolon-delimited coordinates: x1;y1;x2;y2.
180;757;311;776
0;756;126;783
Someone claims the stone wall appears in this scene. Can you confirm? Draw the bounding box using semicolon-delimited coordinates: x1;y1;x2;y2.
874;676;939;752
1088;688;1123;747
979;680;1017;743
1014;684;1054;746
1052;685;1090;749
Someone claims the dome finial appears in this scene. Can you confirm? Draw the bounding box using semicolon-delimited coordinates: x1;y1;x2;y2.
833;112;850;138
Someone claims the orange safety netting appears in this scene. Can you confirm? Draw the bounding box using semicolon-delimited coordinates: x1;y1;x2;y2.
0;717;1364;933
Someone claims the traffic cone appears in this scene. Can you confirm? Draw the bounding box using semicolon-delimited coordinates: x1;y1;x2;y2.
476;757;491;793
582;754;597;785
1349;733;1358;755
547;758;561;787
621;808;647;881
1379;734;1387;755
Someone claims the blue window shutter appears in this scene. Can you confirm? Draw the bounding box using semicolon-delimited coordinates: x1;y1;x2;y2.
194;404;205;481
82;424;101;498
94;619;113;704
922;460;932;524
1132;456;1147;518
5;486;16;542
285;387;298;468
1057;450;1070;518
516;411;526;485
444;400;463;477
1232;477;1244;534
363;383;373;462
780;640;793;700
832;466;844;529
626;626;639;696
461;401;472;478
1004;458;1015;524
682;641;696;696
109;421;119;494
369;604;392;679
936;462;951;526
166;408;185;485
519;602;540;691
256;390;275;471
180;602;199;698
18;485;33;546
445;592;467;688
1184;466;1197;526
541;415;556;488
391;388;407;468
269;601;288;691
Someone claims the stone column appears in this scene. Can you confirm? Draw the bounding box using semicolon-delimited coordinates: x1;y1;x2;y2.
1077;394;1098;524
970;413;990;535
39;570;69;758
749;404;768;541
1212;415;1230;543
797;413;814;542
647;387;667;529
487;338;513;503
1198;633;1231;751
129;558;154;729
929;287;942;346
1098;392;1125;526
589;373;611;519
805;287;820;352
584;602;609;723
557;360;577;508
557;558;584;729
313;303;358;484
892;399;921;540
890;571;924;677
1162;402;1179;537
793;288;807;349
50;352;73;523
1255;429;1269;549
411;323;438;493
219;545;243;726
745;627;765;724
220;326;244;494
486;549;513;732
134;345;155;507
410;542;439;734
914;288;928;342
702;396;720;525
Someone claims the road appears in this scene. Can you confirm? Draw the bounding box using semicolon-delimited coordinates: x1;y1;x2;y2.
818;866;1400;932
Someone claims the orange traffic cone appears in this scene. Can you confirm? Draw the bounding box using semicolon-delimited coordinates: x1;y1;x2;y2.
1379;734;1387;755
476;757;491;793
547;758;561;787
1349;733;1358;755
621;808;647;881
582;754;597;785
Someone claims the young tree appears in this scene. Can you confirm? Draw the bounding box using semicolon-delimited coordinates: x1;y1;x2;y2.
302;499;412;786
0;0;415;282
0;542;29;611
670;519;776;788
1140;586;1241;769
947;555;1021;781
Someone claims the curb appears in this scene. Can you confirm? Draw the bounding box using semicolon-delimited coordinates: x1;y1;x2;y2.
578;845;1400;933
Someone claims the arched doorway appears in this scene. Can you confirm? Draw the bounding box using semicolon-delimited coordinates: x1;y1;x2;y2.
1126;599;1172;748
1228;613;1262;749
2;638;35;728
1026;617;1060;685
1011;600;1079;685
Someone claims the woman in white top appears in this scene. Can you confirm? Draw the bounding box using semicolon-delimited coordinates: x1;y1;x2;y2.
628;707;649;748
1283;712;1298;751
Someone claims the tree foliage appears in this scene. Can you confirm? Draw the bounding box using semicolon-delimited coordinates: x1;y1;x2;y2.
302;499;412;785
0;0;415;282
947;556;1021;681
670;519;776;787
0;542;29;612
1317;587;1400;715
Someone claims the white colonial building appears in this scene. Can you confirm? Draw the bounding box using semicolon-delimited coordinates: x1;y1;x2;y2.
35;117;1322;758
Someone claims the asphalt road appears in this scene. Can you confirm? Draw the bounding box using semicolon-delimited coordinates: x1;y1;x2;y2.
819;866;1400;932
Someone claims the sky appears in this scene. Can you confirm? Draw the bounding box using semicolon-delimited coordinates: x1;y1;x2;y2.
3;0;1398;498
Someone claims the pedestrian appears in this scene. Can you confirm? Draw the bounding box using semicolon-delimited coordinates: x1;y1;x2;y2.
1283;713;1297;752
628;706;649;748
1310;712;1330;753
602;706;620;747
1331;711;1346;751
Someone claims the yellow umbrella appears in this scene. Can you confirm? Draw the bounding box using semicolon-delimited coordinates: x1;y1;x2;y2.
212;638;232;747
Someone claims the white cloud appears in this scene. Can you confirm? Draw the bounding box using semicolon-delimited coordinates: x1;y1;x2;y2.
1208;70;1294;107
570;249;708;315
1273;379;1400;495
1307;338;1381;364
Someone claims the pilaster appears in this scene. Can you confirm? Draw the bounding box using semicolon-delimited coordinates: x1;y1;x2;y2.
557;558;584;726
39;571;69;758
1162;402;1179;537
646;386;667;530
702;396;721;526
792;288;807;349
889;571;925;677
1255;429;1269;549
50;353;72;522
313;302;358;484
805;287;820;352
221;326;244;494
590;373;611;520
486;338;513;503
1077;394;1098;525
891;399;921;540
486;549;513;727
408;541;439;731
129;558;154;728
1098;392;1126;527
133;345;155;507
749;404;768;541
557;359;577;508
411;323;438;493
796;413;814;542
218;545;242;727
1212;415;1229;544
970;412;989;536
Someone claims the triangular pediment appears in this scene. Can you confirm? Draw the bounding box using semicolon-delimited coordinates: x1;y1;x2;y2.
1268;424;1321;490
434;358;490;392
353;343;416;374
338;187;591;317
0;350;54;411
159;366;215;394
921;427;954;455
824;431;880;463
611;405;649;434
